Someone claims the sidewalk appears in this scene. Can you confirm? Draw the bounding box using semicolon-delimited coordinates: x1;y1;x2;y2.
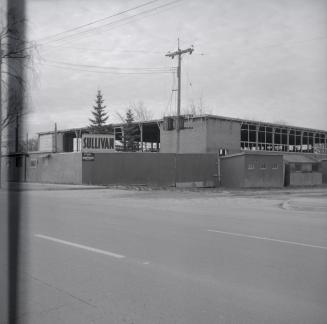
2;181;327;196
1;182;107;191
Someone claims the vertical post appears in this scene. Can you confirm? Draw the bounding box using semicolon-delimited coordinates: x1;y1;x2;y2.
78;130;80;152
286;129;290;152
26;132;28;152
165;40;193;154
280;130;282;151
74;130;79;152
0;39;2;188
177;39;181;122
6;1;26;323
113;127;117;151
15;112;19;153
54;123;57;153
140;123;143;152
247;124;249;145
122;126;125;151
272;127;275;151
217;152;221;187
300;131;303;152
255;125;259;150
176;39;181;154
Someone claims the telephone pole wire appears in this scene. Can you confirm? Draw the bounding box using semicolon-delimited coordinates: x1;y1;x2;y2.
165;39;193;153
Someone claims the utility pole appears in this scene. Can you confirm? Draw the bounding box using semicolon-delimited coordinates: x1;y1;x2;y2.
165;39;193;153
15;111;19;153
0;38;2;188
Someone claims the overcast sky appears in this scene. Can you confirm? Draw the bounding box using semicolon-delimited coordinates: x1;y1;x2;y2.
25;0;327;135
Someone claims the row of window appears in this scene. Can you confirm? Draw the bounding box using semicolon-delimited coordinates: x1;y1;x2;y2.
248;162;278;170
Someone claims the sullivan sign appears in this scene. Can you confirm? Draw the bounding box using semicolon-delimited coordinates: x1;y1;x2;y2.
81;134;115;153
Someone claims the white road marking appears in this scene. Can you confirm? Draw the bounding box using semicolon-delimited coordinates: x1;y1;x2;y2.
207;229;327;251
35;234;125;259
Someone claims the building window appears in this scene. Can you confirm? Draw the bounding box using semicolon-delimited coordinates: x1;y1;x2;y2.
248;163;255;170
272;163;278;169
312;164;319;172
30;159;38;168
219;148;228;156
260;162;266;169
295;164;301;172
163;117;174;130
16;156;23;168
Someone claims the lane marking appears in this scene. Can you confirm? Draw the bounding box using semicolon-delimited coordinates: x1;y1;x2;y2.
207;229;327;251
35;234;125;259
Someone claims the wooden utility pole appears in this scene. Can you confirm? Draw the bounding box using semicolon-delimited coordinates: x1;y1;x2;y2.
6;2;26;324
0;39;2;188
165;39;193;153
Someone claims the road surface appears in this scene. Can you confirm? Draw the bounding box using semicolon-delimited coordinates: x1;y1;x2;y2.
5;187;327;323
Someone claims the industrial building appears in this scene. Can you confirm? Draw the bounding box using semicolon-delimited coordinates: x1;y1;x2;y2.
38;114;327;157
3;114;327;188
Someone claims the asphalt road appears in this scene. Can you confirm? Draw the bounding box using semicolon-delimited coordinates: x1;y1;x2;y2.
10;188;327;323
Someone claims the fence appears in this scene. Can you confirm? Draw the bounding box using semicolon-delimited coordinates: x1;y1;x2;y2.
82;153;218;187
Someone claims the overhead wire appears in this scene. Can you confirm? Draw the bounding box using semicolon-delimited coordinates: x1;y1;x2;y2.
42;62;175;75
37;45;163;55
36;0;183;47
35;0;165;43
44;59;175;71
196;35;327;57
163;60;176;116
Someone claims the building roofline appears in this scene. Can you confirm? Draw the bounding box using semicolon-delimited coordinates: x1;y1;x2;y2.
37;114;327;136
38;119;163;136
190;114;327;133
220;151;284;159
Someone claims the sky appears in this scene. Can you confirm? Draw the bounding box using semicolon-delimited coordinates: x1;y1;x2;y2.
23;0;327;136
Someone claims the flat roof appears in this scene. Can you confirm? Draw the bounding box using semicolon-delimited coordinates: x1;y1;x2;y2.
189;114;327;134
221;151;284;159
38;114;327;136
38;119;162;136
283;154;319;163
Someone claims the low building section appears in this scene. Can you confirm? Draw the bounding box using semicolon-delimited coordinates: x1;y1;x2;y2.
3;151;327;188
284;155;322;186
220;152;284;188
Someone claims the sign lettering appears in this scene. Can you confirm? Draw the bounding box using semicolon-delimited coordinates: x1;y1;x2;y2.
81;134;115;153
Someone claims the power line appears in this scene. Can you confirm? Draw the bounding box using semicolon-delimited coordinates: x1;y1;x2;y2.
44;59;176;72
197;35;327;56
43;62;175;75
53;0;182;46
37;45;163;55
36;0;183;46
164;66;176;116
35;0;166;43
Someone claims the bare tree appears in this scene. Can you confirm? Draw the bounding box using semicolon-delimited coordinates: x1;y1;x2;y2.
115;111;125;123
1;15;31;132
183;96;211;116
19;136;38;152
131;101;153;121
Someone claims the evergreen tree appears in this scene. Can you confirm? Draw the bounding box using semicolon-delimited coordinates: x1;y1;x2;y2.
89;90;109;132
123;109;139;151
